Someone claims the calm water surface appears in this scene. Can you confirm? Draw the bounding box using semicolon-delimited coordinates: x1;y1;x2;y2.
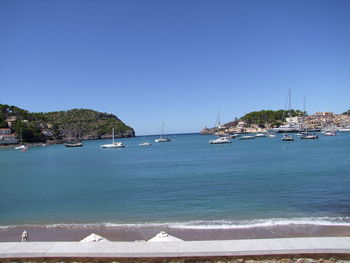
0;133;350;227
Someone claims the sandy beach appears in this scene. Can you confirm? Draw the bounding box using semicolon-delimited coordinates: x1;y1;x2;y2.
1;224;350;242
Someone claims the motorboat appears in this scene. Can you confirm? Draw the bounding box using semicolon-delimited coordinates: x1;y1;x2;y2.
255;133;267;137
271;123;301;133
239;135;255;140
14;145;28;150
324;132;336;136
229;134;239;138
209;136;231;144
338;128;350;132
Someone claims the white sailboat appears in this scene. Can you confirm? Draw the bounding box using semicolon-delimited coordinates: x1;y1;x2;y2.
100;128;125;148
209;111;231;144
155;122;170;142
64;130;83;147
280;89;294;142
139;134;152;146
14;127;28;150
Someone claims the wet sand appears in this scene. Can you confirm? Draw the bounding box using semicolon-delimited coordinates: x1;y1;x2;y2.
1;224;350;242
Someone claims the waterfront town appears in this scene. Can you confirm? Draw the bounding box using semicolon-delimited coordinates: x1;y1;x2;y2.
201;111;350;135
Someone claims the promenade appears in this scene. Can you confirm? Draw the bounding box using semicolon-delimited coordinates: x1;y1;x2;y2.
1;237;350;259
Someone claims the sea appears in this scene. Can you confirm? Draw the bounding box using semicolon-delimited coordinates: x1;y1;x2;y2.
1;133;350;230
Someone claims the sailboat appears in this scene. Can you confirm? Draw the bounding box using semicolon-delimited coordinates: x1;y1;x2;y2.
100;128;125;148
155;122;170;142
64;130;83;147
139;131;151;146
280;89;294;142
209;111;231;144
299;97;318;140
14;126;29;150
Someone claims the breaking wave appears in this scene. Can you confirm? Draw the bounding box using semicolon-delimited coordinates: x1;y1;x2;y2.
1;217;350;229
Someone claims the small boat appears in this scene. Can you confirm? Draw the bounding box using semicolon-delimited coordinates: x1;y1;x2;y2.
295;132;304;137
101;128;125;148
255;133;267;137
324;132;336;136
101;141;124;148
14;127;28;150
281;135;294;141
65;141;83;147
267;134;276;138
229;134;239;138
209;136;231;144
15;145;28;150
139;142;152;146
155;122;171;142
300;133;318;139
239;135;255;140
155;137;170;142
338;128;350;132
65;130;83;147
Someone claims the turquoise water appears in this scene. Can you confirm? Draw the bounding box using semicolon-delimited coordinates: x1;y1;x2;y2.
1;133;350;227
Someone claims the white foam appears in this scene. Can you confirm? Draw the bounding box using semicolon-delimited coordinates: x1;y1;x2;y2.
1;217;350;230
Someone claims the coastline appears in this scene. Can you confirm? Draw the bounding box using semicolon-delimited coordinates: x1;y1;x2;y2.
1;223;350;242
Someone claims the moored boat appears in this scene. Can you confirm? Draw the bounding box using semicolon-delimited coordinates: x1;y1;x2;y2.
239;135;255;140
209;136;231;144
14;145;28;150
267;133;276;138
155;122;171;143
281;135;294;141
300;133;318;139
338;128;350;132
324;131;336;136
65;141;83;147
229;134;239;138
139;142;152;146
101;128;124;148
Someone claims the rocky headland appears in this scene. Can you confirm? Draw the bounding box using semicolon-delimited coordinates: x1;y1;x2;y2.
0;104;135;144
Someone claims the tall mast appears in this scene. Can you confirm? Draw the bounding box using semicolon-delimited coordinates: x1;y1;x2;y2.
288;88;291;117
161;122;164;138
217;110;221;128
112;128;115;144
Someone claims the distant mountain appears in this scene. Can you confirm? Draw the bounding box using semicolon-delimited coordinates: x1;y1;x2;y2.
0;104;135;143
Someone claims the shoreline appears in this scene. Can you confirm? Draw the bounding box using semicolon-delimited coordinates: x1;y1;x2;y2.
1;224;350;242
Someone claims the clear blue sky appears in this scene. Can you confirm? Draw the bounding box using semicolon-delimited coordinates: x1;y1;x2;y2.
1;0;349;135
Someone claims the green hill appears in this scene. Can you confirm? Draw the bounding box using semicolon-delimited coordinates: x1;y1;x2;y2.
0;104;135;143
239;109;304;128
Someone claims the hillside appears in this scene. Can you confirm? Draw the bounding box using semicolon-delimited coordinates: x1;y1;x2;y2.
239;109;304;127
0;104;135;143
201;109;304;134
